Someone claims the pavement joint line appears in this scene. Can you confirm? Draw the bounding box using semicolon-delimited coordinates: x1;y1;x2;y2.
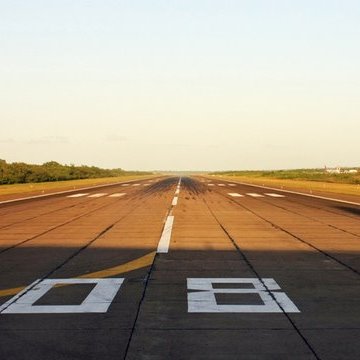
0;177;157;205
0;195;133;256
216;189;360;276
0;223;114;313
0;191;157;306
212;178;360;206
250;193;360;239
124;177;181;359
0;251;156;298
201;195;322;360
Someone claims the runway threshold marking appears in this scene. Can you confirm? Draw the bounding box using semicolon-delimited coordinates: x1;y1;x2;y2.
228;193;244;197
265;193;285;198
67;193;89;198
88;193;108;198
108;193;126;198
0;251;156;298
246;193;264;198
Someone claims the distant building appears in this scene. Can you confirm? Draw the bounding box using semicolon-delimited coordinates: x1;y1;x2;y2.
324;166;358;174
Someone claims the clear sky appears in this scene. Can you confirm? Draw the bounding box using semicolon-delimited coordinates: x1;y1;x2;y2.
1;1;359;171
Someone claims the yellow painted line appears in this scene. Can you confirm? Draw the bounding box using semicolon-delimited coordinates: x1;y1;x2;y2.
0;286;25;298
0;251;156;298
79;251;156;279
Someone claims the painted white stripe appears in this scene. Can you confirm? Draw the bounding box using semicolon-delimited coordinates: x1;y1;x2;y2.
88;193;107;198
109;193;126;198
0;178;158;205
144;184;151;186
229;184;236;186
175;188;180;195
265;193;285;198
218;184;226;187
208;184;215;186
157;216;175;253
172;197;178;206
246;193;264;198
132;184;141;187
228;193;244;197
214;180;360;206
121;184;130;187
67;193;89;198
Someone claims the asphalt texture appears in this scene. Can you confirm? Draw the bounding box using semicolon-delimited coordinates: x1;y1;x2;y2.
0;176;359;360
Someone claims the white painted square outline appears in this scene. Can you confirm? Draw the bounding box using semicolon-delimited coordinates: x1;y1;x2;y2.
2;278;124;314
187;278;300;313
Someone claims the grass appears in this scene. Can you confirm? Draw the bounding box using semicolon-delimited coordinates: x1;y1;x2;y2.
0;175;156;197
210;170;360;197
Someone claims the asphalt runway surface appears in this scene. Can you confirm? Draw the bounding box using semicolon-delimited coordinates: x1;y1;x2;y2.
0;177;359;360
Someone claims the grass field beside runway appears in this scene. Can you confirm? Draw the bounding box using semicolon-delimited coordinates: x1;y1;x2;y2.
0;175;157;198
210;175;360;197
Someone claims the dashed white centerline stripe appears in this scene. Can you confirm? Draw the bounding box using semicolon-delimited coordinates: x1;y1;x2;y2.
229;184;236;187
157;216;175;253
132;184;140;187
109;193;126;198
121;184;129;187
67;193;89;198
218;184;226;187
228;193;244;197
265;193;285;198
172;197;178;206
208;184;215;186
175;188;180;195
88;193;108;198
246;193;264;198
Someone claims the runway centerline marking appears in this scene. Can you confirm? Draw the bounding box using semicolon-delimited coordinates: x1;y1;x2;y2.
172;197;178;206
157;216;175;254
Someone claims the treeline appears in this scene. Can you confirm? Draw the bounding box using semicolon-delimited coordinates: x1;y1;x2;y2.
210;169;360;185
0;160;151;185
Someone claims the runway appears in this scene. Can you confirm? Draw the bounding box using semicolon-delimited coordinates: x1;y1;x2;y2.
0;176;359;359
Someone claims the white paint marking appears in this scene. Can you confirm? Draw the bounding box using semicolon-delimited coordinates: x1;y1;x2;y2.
67;193;89;198
0;178;155;205
172;197;178;206
175;188;180;195
229;184;236;187
144;184;151;186
265;193;285;198
246;193;264;198
109;193;126;198
218;180;360;206
217;184;226;187
2;278;124;314
187;278;299;313
228;193;244;197
132;184;141;187
157;216;175;253
88;193;107;198
207;184;215;186
121;184;130;187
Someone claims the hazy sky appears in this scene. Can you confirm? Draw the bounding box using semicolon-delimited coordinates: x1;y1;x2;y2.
1;1;359;171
